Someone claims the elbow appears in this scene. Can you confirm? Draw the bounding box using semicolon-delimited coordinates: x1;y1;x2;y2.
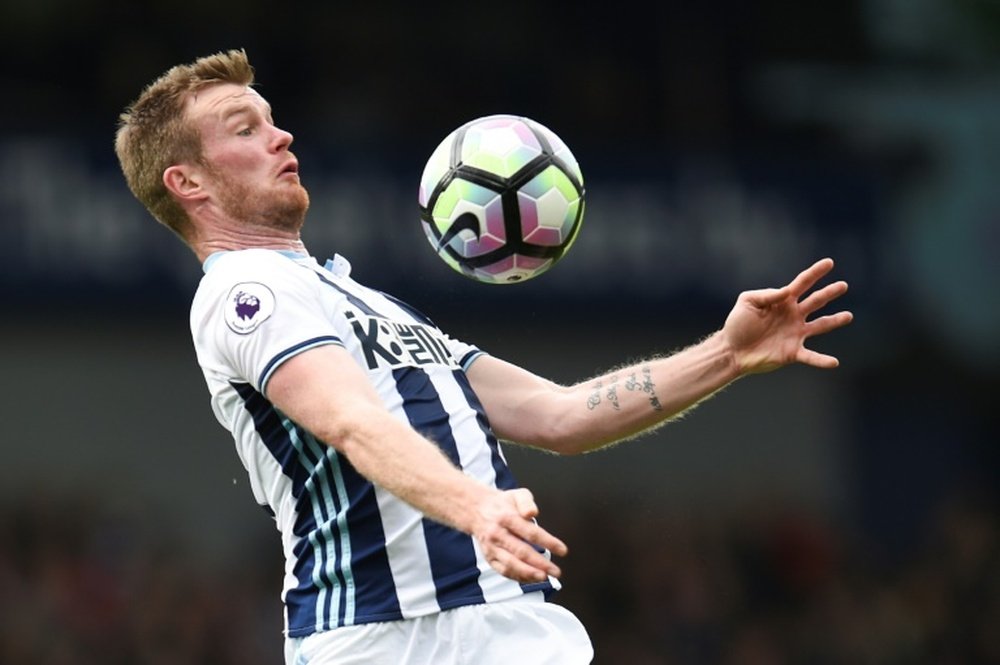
550;441;589;457
526;415;596;456
490;388;601;455
305;410;372;459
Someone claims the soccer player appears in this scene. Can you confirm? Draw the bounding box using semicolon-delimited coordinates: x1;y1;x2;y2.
115;50;852;665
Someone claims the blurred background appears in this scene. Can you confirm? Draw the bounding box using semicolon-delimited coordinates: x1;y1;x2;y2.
1;0;997;663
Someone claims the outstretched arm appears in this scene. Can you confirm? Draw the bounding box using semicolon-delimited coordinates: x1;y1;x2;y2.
468;258;853;454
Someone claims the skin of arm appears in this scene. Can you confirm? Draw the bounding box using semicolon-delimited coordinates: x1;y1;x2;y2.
264;344;567;583
466;332;738;454
467;258;854;454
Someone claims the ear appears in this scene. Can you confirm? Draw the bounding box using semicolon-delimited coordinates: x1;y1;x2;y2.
163;164;209;202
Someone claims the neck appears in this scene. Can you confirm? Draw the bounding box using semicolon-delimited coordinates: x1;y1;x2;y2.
191;226;307;263
189;214;308;263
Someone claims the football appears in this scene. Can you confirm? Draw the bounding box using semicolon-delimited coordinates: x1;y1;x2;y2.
418;115;585;284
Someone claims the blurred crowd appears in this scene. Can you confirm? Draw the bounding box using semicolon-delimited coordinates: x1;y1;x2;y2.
0;496;280;664
1;489;995;664
554;493;998;665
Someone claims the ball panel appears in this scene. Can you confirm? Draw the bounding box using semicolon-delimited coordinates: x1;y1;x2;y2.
418;133;456;207
517;165;583;246
524;118;584;185
474;254;554;284
462;117;542;179
518;189;567;246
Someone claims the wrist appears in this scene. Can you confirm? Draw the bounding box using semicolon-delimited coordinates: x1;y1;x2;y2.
706;329;745;382
449;478;499;534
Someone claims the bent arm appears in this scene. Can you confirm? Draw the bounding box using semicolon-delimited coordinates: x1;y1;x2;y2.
265;345;566;582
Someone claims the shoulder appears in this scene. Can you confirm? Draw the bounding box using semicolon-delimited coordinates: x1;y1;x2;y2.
191;250;318;327
196;250;319;297
204;249;311;280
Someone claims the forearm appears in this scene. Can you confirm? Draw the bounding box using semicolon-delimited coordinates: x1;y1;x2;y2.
323;403;565;584
266;349;493;535
319;403;493;533
551;331;741;453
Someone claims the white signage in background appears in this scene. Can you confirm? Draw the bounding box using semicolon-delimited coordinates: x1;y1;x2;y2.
0;139;861;317
0;138;195;288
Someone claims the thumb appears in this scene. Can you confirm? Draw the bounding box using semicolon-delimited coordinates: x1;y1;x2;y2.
744;286;788;308
510;488;539;520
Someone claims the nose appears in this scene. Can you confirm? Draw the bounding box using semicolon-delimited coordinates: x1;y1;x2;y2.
271;125;294;152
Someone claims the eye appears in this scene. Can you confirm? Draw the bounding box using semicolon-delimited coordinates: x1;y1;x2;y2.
237;127;254;137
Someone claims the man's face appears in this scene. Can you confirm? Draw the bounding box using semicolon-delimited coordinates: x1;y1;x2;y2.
186;83;308;231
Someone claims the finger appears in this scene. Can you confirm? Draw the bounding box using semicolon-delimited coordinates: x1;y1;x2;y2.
504;489;566;555
506;517;569;558
799;280;848;315
485;524;563;578
796;348;840;369
787;258;835;298
804;311;854;338
486;546;559;583
508;537;563;578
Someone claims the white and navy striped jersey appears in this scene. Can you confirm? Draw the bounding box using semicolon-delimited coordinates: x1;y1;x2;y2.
190;249;556;638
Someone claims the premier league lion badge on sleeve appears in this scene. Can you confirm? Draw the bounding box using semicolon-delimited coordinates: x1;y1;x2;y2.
224;282;276;334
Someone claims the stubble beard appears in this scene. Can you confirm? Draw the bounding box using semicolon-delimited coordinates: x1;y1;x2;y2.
216;171;310;234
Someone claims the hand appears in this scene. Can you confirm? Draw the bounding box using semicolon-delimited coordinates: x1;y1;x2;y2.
472;488;567;584
722;258;853;374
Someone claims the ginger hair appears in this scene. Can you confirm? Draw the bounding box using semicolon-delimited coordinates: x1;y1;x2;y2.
115;49;255;240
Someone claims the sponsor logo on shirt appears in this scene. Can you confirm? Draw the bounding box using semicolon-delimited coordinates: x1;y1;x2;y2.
344;310;458;370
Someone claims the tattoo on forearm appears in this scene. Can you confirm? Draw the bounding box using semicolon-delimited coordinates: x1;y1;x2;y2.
625;373;641;391
621;367;663;412
642;367;663;411
606;383;620;410
586;367;662;413
586;381;602;410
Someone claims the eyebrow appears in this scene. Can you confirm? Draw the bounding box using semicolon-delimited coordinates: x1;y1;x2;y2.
219;97;271;122
219;100;273;124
